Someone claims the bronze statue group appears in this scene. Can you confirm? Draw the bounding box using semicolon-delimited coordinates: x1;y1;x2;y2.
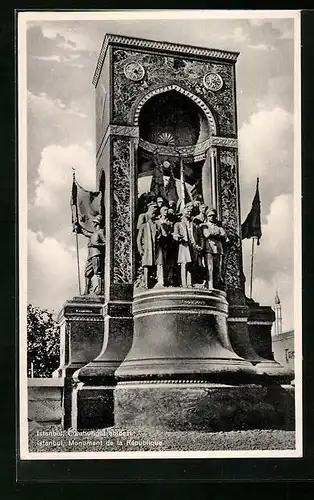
136;196;230;290
81;195;235;295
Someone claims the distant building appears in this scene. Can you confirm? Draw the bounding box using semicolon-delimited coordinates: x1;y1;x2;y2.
274;289;282;336
271;291;294;372
272;330;294;372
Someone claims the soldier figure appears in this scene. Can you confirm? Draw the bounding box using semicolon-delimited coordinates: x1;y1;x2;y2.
83;214;106;295
167;201;180;223
156;196;166;217
193;203;208;225
201;208;228;289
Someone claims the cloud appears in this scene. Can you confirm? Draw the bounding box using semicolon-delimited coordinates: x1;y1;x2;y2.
28;90;87;119
41;24;98;52
34;141;96;211
269;19;294;40
32;55;62;62
27;229;88;311
69;63;85;70
26;88;94;212
248;44;275;51
238;106;293;209
248;19;265;27
218;26;249;44
260;193;293;258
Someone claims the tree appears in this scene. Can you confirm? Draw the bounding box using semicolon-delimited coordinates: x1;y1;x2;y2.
27;304;60;377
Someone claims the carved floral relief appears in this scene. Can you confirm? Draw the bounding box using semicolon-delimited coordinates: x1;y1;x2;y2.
219;149;242;290
111;138;132;283
112;48;236;136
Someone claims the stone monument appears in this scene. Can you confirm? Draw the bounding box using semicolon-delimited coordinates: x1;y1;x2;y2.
54;34;294;431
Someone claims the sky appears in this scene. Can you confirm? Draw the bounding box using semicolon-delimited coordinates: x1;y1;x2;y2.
21;11;299;332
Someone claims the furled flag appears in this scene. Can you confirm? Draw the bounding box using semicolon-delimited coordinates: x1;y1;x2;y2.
190;179;203;201
165;165;179;204
150;160;166;200
71;172;103;238
241;177;262;245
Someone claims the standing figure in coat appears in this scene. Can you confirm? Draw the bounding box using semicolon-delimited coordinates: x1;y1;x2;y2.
137;201;158;288
201;208;228;289
155;205;173;286
173;205;204;287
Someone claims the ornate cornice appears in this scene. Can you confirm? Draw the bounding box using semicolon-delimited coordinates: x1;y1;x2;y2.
138;136;237;159
227;317;247;322
211;137;238;148
117;380;225;385
247;321;274;326
97;125;139;160
97;127;238;162
67;316;104;322
93;33;240;86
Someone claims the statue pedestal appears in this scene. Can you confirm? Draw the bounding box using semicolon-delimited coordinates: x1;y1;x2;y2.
113;288;294;430
227;303;294;384
75;301;134;385
71;383;114;430
52;296;105;429
247;301;275;360
70;300;133;429
114;382;295;431
52;296;105;378
115;288;256;383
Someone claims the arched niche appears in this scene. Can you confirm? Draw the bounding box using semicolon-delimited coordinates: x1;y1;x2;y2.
138;90;210;147
131;84;218;136
134;88;218;214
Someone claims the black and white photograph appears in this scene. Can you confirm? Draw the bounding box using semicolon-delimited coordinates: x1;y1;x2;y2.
18;9;302;459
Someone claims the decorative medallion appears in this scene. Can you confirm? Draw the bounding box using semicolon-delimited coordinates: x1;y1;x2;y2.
124;61;145;81
157;132;175;145
203;72;223;92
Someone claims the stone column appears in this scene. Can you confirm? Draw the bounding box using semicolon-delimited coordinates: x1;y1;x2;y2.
71;133;137;429
76;133;137;386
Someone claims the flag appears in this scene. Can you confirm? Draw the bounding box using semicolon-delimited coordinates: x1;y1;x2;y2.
71;173;102;238
190;179;203;201
176;181;193;215
241;177;262;245
184;182;193;204
150;161;166;199
165;166;179;204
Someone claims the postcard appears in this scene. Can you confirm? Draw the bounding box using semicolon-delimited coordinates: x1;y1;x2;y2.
18;9;302;462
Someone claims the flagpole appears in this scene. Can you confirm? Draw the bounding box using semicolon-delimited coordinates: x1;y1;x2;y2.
179;154;185;207
75;228;82;295
249;236;256;299
72;168;82;295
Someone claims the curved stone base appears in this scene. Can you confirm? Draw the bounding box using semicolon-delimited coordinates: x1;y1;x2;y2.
76;304;133;386
115;288;257;384
114;382;295;431
228;304;294;384
254;360;294;384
